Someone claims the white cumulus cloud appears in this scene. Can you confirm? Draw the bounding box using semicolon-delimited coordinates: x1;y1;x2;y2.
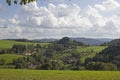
95;0;120;11
1;0;120;39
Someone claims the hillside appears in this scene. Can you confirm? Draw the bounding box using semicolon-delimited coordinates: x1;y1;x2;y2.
93;39;120;69
76;46;106;62
0;37;107;70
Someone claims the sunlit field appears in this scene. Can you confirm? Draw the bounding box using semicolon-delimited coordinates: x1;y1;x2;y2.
0;69;120;80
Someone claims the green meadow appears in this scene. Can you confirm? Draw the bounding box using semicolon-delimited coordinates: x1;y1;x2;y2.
0;69;120;80
0;54;23;64
0;40;49;49
76;46;106;62
0;54;23;68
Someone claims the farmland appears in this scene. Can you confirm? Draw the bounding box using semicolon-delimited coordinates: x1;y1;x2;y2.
0;54;23;64
0;54;23;68
0;69;120;80
76;46;106;62
0;40;50;49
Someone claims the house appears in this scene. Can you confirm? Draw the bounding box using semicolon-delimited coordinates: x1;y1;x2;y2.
24;51;35;55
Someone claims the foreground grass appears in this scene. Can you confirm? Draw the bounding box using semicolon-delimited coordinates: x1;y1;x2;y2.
0;69;120;80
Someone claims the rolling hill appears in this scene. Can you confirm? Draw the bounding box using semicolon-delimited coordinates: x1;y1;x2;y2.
71;37;112;45
33;37;113;45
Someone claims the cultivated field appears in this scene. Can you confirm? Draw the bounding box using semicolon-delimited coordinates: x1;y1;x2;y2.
0;69;120;80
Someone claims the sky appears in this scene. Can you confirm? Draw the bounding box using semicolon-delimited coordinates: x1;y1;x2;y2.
0;0;120;39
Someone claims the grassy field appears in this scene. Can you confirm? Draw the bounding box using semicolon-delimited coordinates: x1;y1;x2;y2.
0;40;50;49
0;54;23;68
0;54;23;64
76;46;106;62
0;69;120;80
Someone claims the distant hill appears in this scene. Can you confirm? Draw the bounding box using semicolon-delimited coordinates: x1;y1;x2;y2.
97;38;112;42
102;38;120;46
33;37;113;45
4;37;113;46
71;37;113;45
34;38;58;42
6;39;32;42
